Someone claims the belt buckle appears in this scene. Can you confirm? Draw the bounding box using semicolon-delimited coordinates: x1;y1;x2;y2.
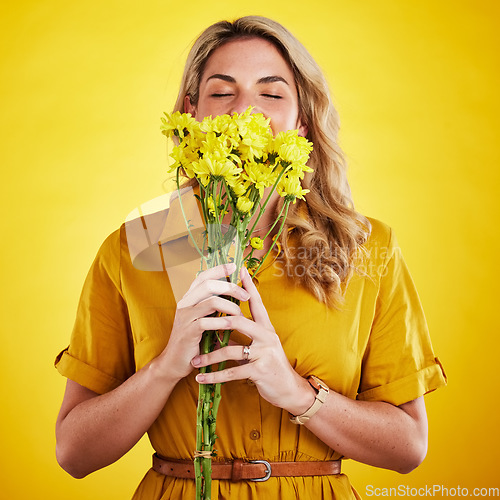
248;459;271;482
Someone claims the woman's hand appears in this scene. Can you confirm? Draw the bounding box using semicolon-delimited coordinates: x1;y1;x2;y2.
56;262;251;479
159;262;251;382
191;265;315;415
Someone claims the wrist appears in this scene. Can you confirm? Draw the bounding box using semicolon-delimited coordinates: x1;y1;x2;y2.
148;351;185;387
284;374;317;416
289;375;330;425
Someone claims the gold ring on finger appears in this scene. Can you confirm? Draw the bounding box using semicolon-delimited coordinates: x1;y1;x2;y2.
242;345;251;361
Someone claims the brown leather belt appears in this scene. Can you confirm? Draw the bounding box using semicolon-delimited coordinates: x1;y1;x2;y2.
152;454;341;482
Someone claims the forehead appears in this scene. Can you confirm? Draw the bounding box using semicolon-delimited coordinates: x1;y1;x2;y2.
201;37;295;84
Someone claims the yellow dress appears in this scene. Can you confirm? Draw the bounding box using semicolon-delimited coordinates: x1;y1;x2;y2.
55;200;446;499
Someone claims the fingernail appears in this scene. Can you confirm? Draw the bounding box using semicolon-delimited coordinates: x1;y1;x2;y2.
196;374;205;383
241;290;250;300
192;356;201;367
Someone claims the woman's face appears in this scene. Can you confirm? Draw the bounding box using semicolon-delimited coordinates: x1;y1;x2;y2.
185;37;308;136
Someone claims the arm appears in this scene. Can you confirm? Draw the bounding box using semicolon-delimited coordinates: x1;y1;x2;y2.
56;362;178;479
193;265;428;474
304;395;427;474
56;263;249;478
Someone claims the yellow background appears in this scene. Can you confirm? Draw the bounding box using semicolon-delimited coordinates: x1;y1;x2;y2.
1;0;499;498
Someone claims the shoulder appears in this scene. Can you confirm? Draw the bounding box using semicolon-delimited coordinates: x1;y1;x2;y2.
85;228;124;289
365;217;394;248
357;217;402;281
363;216;399;258
99;227;123;255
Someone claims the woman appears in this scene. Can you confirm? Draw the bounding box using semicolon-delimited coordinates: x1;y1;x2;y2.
55;16;446;499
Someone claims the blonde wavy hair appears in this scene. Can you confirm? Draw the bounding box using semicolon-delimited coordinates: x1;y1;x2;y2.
173;16;371;307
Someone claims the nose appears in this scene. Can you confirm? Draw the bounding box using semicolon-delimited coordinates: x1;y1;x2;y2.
229;91;258;115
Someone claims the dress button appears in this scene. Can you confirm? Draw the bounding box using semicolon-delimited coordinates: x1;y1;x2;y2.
249;430;261;440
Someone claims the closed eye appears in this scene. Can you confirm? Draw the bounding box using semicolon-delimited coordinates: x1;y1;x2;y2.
211;93;233;98
262;94;282;99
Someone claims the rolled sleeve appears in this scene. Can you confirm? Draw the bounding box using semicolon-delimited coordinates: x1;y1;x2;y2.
55;229;135;394
357;228;447;405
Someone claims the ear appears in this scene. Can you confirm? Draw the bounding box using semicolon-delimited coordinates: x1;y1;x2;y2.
297;117;308;138
184;95;196;117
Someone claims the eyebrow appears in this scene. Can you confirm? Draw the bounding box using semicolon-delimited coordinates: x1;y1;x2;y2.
205;74;289;85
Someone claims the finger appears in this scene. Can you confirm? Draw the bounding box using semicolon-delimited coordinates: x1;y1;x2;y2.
194;316;232;333
240;266;273;329
185;262;236;295
221;315;271;344
182;279;249;308
192;295;243;320
192;345;253;368
195;363;252;385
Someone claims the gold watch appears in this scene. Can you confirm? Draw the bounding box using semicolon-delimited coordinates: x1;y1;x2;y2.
290;375;329;425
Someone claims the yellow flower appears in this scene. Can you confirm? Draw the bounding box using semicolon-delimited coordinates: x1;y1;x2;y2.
161;110;315;227
169;144;198;177
207;195;227;218
235;108;272;161
250;237;264;250
277;174;310;202
190;159;209;186
242;160;278;197
201;114;238;141
233;107;270;131
227;178;249;197
240;131;271;161
272;130;313;169
192;153;242;185
236;196;254;214
200;131;231;159
161;111;201;142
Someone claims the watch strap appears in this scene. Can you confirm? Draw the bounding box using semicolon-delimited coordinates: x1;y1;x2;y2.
290;376;329;425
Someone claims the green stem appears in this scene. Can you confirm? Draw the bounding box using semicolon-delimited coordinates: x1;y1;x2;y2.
198;182;210;228
244;163;291;240
250;201;290;277
195;392;202;498
193;184;249;499
262;197;288;241
195;329;215;499
175;168;208;264
210;180;225;268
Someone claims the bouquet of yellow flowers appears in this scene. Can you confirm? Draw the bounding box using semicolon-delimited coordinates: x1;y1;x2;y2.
161;107;313;499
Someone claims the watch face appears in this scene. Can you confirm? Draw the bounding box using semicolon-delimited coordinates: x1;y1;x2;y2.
309;376;328;392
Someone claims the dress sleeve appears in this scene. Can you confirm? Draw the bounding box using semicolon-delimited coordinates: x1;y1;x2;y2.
357;227;447;406
55;228;135;394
